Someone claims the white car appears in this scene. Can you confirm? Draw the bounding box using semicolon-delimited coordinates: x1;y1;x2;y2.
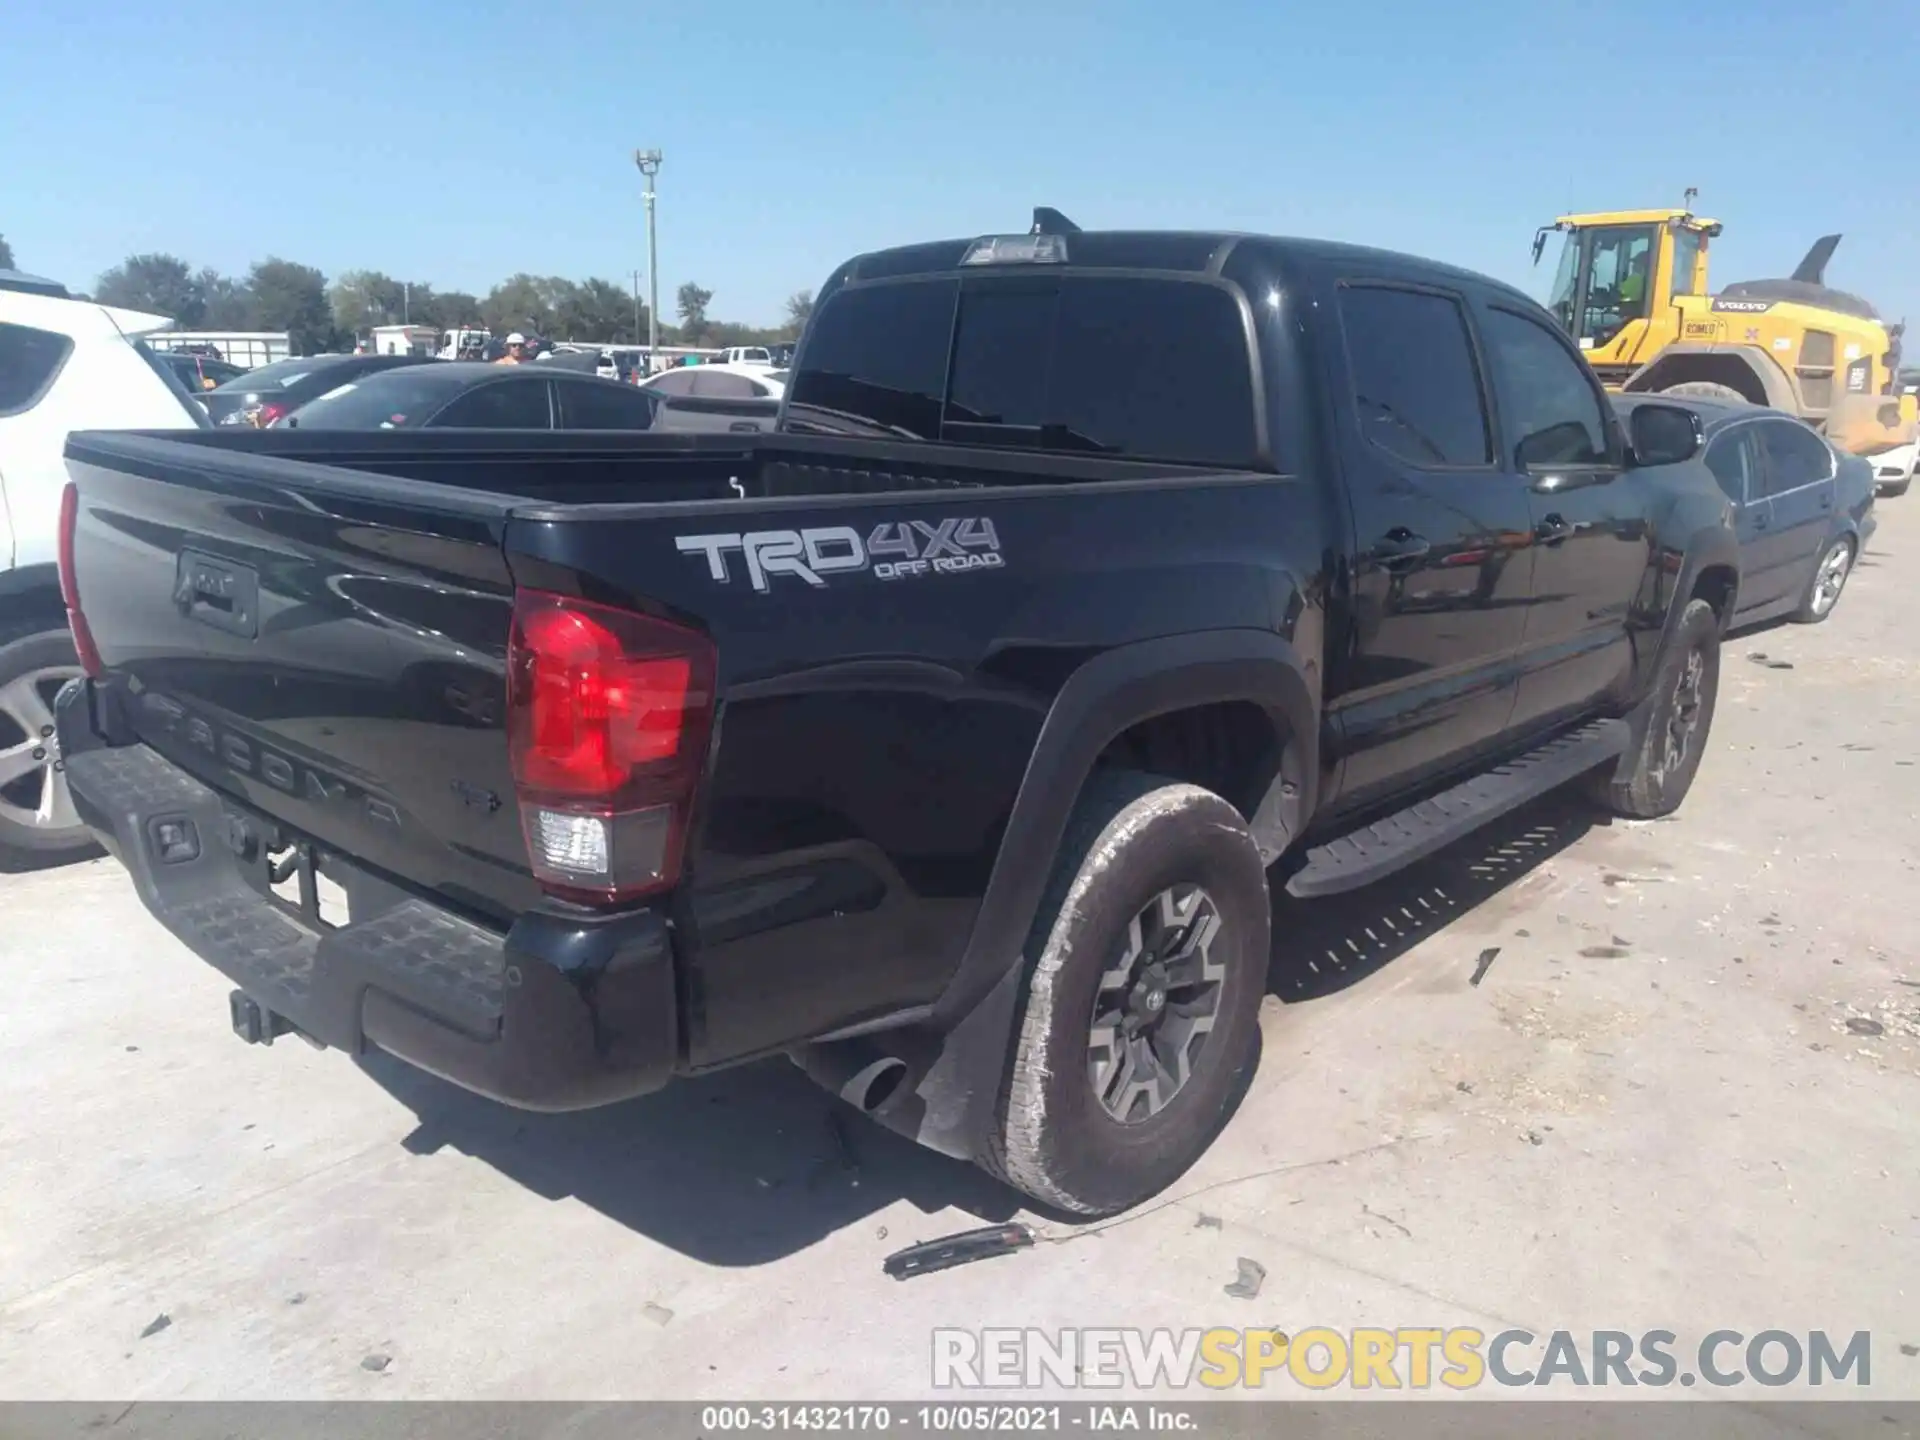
1872;440;1914;498
720;345;775;367
0;270;205;863
639;362;788;401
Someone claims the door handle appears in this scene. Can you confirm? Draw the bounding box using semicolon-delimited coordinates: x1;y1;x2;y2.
1370;527;1431;569
1819;491;1834;510
1752;509;1771;530
1535;513;1575;545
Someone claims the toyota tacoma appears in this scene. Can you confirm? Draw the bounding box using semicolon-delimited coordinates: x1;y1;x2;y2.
55;215;1738;1214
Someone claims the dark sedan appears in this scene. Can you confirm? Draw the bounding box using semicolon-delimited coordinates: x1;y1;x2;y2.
277;361;775;434
201;353;442;428
1614;395;1876;626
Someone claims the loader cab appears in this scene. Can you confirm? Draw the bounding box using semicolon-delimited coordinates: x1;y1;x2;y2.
1533;209;1720;384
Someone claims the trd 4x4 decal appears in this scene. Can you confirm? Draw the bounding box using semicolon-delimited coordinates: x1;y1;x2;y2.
675;518;1003;592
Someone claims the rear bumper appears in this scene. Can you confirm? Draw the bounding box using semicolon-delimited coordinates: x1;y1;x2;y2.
56;682;678;1111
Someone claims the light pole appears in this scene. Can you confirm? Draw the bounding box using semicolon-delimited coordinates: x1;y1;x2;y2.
634;148;663;367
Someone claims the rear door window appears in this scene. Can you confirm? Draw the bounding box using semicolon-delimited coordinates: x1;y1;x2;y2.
1756;419;1834;494
432;379;554;429
1336;285;1491;467
790;274;1259;466
554;379;660;429
0;322;74;416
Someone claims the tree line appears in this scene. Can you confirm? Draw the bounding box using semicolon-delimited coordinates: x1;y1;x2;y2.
11;237;813;355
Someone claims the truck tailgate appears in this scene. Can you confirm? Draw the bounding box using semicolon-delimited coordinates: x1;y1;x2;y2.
64;435;539;921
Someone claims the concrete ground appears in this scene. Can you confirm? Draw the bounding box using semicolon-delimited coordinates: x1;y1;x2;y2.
2;504;1916;1405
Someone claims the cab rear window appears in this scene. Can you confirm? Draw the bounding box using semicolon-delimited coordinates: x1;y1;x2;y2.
788;275;1260;468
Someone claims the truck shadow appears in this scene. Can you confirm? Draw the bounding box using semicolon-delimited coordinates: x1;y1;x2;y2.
360;1046;1024;1270
360;793;1602;1268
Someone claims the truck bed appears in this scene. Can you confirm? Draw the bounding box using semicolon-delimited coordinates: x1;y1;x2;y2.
61;427;1298;1066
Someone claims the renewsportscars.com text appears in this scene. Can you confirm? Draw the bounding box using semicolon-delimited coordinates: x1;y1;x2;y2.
931;1327;1874;1391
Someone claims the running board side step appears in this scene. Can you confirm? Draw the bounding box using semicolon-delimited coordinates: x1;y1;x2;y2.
1285;719;1630;899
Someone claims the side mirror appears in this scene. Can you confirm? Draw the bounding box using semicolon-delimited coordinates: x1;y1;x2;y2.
1628;403;1701;467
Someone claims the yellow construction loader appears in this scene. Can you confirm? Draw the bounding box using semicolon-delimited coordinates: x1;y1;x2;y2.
1532;200;1916;456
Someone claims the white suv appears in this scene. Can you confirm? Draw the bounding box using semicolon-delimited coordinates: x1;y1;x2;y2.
0;270;205;863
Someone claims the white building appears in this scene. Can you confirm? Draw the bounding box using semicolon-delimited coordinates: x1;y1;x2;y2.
370;324;442;358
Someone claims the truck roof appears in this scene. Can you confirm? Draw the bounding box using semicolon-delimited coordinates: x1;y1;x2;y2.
835;229;1542;310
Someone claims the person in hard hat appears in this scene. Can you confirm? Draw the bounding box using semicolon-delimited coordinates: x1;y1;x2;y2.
495;333;528;365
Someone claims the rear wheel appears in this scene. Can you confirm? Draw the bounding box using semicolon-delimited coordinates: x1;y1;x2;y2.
0;623;91;866
988;771;1269;1216
1793;536;1854;624
1659;381;1750;405
1584;598;1721;820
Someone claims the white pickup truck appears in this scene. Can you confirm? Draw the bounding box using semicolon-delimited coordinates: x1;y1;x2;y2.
0;270;205;863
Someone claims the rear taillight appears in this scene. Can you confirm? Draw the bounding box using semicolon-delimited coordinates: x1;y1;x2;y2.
506;589;715;903
57;482;104;678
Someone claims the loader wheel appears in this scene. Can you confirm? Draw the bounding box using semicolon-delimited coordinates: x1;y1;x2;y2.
1659;381;1750;405
986;770;1269;1217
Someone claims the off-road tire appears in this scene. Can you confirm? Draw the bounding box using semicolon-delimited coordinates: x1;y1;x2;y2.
1659;381;1750;405
1583;598;1721;820
985;770;1269;1216
0;620;93;865
1791;536;1855;625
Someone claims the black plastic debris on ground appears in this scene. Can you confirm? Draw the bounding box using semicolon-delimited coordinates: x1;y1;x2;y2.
1470;948;1500;987
883;1223;1035;1281
138;1314;171;1340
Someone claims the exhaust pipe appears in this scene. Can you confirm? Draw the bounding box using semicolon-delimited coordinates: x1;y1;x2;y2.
791;1037;912;1114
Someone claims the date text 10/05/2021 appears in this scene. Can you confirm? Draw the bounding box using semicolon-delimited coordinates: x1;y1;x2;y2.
699;1406;1196;1432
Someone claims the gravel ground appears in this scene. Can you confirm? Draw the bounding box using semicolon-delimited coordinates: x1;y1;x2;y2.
1;500;1915;1404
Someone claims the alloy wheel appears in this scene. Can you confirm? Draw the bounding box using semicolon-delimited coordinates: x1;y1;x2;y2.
1087;884;1227;1124
0;664;83;841
1657;648;1706;781
1810;542;1852;617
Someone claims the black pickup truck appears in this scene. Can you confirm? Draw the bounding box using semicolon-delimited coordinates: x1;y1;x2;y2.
55;218;1738;1215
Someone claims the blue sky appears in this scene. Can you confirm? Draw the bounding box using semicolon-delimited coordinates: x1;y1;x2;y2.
4;0;1916;329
